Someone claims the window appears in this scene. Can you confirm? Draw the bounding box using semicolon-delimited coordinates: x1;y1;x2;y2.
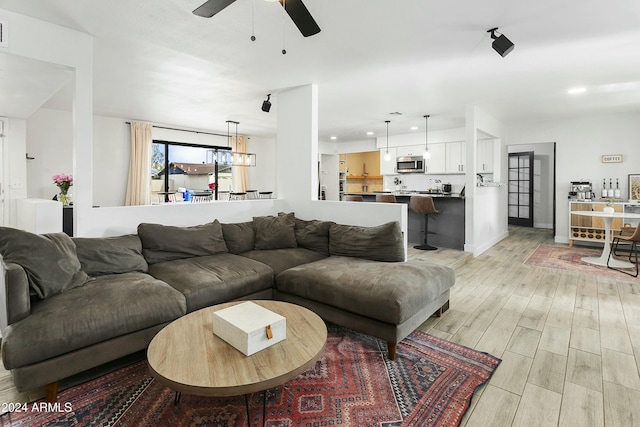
151;140;232;203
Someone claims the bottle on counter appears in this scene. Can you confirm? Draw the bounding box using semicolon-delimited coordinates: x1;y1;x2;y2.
615;178;621;199
608;179;615;198
602;179;607;199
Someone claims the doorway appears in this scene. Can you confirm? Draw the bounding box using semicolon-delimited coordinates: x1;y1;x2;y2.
508;151;534;227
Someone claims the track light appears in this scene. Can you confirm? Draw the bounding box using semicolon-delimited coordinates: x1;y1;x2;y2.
487;27;514;57
261;94;272;112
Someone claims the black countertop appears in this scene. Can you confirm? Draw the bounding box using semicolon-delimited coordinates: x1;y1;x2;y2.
345;192;464;199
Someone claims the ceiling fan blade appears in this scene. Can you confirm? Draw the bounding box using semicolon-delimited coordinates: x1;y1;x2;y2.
193;0;237;18
280;0;321;37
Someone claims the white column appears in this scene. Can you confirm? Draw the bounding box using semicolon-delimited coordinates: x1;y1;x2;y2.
276;84;319;202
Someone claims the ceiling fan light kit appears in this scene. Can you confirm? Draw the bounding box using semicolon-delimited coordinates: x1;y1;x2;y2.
487;27;514;57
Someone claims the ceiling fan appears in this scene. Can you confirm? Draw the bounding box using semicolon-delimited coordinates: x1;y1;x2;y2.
193;0;321;37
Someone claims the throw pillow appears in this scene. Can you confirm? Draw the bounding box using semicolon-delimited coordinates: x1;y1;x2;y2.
0;227;90;299
329;221;405;262
138;220;228;264
253;213;298;250
73;234;148;276
221;221;255;254
294;218;333;256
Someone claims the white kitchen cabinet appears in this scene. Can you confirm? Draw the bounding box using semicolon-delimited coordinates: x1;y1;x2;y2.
477;139;494;173
379;147;397;175
395;145;423;157
445;141;466;174
425;143;446;174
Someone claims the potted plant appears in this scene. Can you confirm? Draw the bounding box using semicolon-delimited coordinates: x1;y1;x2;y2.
603;198;615;214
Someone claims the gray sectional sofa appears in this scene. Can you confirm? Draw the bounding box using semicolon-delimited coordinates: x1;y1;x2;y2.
0;213;455;402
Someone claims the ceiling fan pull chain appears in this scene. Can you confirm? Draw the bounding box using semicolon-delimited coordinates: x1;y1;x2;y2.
281;0;287;54
250;0;256;41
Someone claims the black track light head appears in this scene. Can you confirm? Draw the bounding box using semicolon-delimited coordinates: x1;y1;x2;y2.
487;27;514;57
262;94;272;112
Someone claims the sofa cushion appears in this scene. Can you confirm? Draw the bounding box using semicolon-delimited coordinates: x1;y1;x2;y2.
294;218;333;256
253;213;297;250
1;272;186;369
329;221;405;262
241;248;327;276
221;221;255;254
73;234;148;276
138;220;228;264
0;227;90;299
148;253;274;312
275;256;455;325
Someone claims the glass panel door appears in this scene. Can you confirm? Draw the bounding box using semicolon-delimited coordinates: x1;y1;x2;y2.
508;151;534;227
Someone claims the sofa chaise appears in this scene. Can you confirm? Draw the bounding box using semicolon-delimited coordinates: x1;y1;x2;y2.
0;213;455;402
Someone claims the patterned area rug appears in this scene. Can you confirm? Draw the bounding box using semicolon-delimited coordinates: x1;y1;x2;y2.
0;326;500;427
524;244;638;279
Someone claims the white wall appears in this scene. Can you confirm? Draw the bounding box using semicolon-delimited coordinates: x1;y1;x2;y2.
465;105;509;256
0;8;93;235
3;118;28;227
508;142;555;229
507;111;640;243
25;108;277;207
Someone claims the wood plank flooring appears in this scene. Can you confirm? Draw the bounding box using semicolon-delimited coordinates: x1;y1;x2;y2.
0;225;638;426
410;226;640;427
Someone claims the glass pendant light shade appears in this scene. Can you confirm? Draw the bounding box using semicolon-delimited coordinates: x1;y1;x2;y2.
384;120;391;161
423;115;430;160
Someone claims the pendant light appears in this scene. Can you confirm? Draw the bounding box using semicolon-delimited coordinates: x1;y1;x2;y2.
423;115;431;160
384;120;391;161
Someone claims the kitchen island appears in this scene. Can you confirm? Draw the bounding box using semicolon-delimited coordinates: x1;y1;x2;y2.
345;192;465;250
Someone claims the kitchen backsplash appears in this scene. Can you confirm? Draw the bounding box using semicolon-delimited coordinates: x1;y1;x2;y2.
383;174;467;193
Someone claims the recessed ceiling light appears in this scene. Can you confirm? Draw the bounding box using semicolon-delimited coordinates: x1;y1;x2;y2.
568;87;587;95
330;136;337;140
366;131;374;135
410;126;418;130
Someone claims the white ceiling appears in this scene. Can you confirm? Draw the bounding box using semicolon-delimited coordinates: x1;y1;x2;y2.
1;0;639;141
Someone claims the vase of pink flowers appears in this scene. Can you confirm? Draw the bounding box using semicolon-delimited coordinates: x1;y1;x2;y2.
53;174;73;206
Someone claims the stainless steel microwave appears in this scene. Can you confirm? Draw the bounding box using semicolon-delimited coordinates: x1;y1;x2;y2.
396;156;424;173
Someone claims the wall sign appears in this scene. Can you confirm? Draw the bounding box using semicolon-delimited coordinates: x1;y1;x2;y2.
601;154;623;163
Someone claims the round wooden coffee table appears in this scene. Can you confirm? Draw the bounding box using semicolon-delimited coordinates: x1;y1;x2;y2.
147;300;327;422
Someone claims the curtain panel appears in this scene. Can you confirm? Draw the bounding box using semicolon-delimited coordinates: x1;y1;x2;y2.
231;136;249;192
125;122;152;206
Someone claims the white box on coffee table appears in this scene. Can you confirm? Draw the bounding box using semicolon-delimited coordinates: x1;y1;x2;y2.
212;301;286;356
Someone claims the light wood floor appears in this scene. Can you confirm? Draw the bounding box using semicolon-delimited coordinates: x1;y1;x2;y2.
1;226;638;426
411;226;640;427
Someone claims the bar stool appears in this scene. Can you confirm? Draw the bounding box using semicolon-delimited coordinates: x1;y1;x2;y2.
409;196;440;251
607;222;640;277
246;190;258;199
345;195;364;202
258;191;273;199
229;192;246;200
217;191;230;201
375;194;397;203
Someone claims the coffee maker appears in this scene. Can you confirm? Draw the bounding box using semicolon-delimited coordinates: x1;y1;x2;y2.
569;181;593;201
